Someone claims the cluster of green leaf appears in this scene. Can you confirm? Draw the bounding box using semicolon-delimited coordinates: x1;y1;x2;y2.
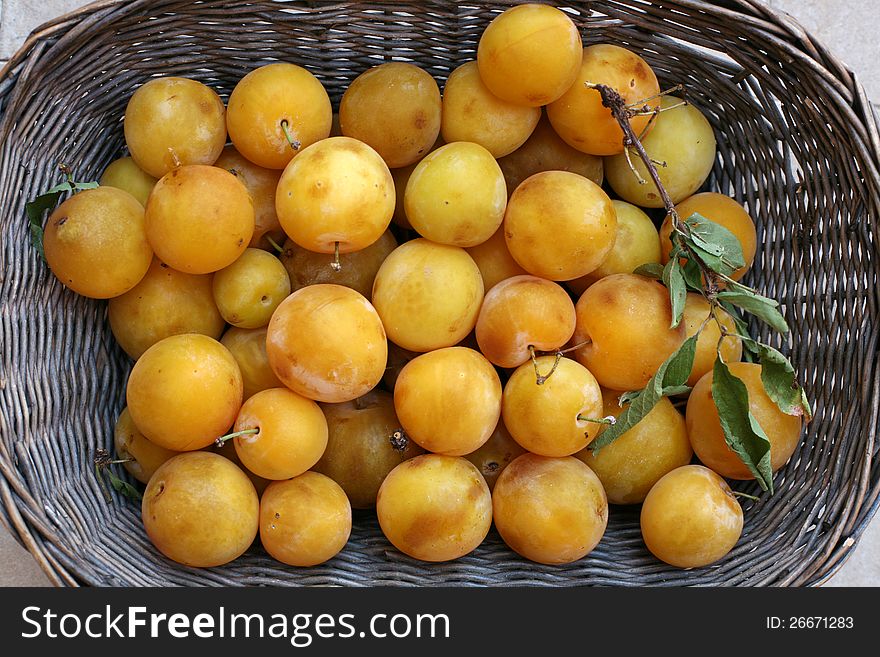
25;170;98;260
591;213;811;494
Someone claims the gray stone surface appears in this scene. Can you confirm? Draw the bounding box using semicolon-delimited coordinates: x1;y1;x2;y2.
0;0;878;587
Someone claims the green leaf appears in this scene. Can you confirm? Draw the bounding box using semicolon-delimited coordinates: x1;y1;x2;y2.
680;259;704;291
662;258;686;328
712;359;774;492
633;262;664;279
589;334;698;452
756;344;813;421
716;290;789;334
25;180;98;259
105;469;143;502
683;212;745;275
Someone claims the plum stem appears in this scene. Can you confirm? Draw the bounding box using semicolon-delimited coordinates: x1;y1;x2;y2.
577;415;617;426
280;120;302;151
528;346;562;385
330;241;342;272
214;428;259;447
732;490;761;502
265;235;284;254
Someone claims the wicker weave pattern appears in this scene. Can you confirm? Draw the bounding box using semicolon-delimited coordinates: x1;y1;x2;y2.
0;0;878;586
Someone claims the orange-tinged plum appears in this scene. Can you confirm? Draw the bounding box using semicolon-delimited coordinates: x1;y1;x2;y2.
441;61;540;157
215;146;284;250
575;390;692;504
547;44;660;156
124;77;227;178
377;455;492;562
313;390;424;509
686;361;802;480
492;454;607;564
114;407;179;485
220;327;284;400
567;200;661;296
394;347;502;456
502;356;603;457
463;420;526;491
661;192;757;282
145;165;254;274
232;388;328;480
371;239;484;352
213;439;271;497
109;258;225;360
280;230;396;299
260;473;351;567
504;171;616;281
43;186;152;299
640;465;743;568
126;334;243;451
681;293;742;387
464;226;528;292
572;273;686;391
605;96;717;208
226;63;332;170
100;156;157;206
266;284;387;403
405;141;507;247
340;62;441;168
275;137;394;255
476;275;576;368
212;248;291;328
142;451;258;567
477;4;582;107
498;114;603;195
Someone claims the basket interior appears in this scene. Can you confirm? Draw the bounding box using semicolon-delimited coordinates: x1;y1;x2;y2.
0;0;878;586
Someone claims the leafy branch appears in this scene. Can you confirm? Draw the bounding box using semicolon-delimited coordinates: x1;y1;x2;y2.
25;164;98;260
585;83;811;493
94;448;142;503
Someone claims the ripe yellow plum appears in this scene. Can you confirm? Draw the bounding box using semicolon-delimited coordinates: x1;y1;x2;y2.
43;186;152;299
377;455;492;562
504;171;616;280
605;96;717;207
142;452;258;567
109;258;225;360
124;77;227;178
476;275;576;368
260;474;352;567
227;63;332;169
276;137;394;255
681;293;743;387
220;327;283;401
575;391;692;505
212;248;291;328
145;165;254;274
464;226;528;292
215;146;284;250
114;407;179;484
441;61;540;157
232;388;328;480
640;465;743;568
100;157;157;206
661;192;757;281
567;200;662;296
477;4;582;107
498;114;603;196
372;239;484;352
502;356;604;457
492;454;607;564
404;142;507;247
340;62;441;168
547;44;660;156
572;273;686;391
280;230;397;299
686;362;802;480
394;347;502;455
126;334;243;451
266;284;387;403
213;439;271;497
463;420;526;491
313;390;424;509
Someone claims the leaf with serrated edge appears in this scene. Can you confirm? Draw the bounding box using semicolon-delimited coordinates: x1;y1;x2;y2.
712;359;774;492
757;344;812;421
684;212;746;271
633;263;663;279
589;335;697;452
716;290;789;334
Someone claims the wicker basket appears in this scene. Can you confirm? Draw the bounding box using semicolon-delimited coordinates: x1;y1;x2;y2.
1;0;878;587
